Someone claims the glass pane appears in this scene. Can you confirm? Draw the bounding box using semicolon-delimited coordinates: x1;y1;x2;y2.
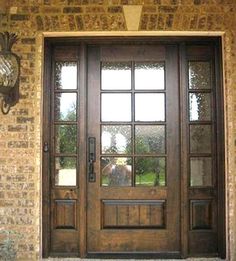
190;157;212;186
135;157;165;186
189;61;211;89
189;93;211;121
101;62;131;90
102;125;131;154
101;157;132;186
135;62;165;90
135;93;165;121
55;157;76;186
55;93;77;121
135;125;165;154
55;62;77;89
101;93;131;122
190;125;211;153
55;125;77;153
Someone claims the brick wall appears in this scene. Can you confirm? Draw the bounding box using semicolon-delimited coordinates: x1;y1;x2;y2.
0;0;236;260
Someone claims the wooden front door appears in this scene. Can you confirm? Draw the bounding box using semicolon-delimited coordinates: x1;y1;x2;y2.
86;44;180;257
43;38;225;258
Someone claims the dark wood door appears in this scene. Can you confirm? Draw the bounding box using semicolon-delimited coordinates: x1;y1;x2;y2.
43;38;225;258
87;44;181;257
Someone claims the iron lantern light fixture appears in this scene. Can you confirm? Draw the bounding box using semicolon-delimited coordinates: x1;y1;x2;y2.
0;32;20;114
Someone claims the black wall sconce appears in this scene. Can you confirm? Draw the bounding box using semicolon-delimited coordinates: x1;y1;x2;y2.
0;32;20;114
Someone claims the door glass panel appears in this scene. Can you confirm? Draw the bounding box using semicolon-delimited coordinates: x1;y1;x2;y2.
55;93;77;121
190;157;212;186
101;93;131;122
135;93;165;121
135;62;165;90
55;157;77;186
188;61;211;89
189;93;211;121
102;125;132;154
55;62;77;90
135;157;165;186
55;125;77;153
101;62;131;90
190;125;211;153
101;157;132;186
135;125;165;154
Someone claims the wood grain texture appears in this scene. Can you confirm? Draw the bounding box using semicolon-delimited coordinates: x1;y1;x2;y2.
102;200;166;228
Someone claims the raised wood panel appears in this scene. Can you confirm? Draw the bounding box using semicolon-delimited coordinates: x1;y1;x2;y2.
190;200;212;230
54;200;76;229
102;200;166;229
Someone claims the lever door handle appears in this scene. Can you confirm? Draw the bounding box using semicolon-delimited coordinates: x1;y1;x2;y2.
88;137;96;182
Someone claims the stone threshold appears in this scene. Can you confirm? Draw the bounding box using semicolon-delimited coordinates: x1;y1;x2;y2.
42;257;225;261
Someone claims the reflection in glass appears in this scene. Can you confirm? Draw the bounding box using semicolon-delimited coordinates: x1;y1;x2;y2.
101;93;131;122
101;62;131;90
189;93;211;121
102;125;131;154
190;157;212;186
101;157;132;186
55;157;76;186
135;93;165;121
55;125;77;153
55;93;77;121
135;62;165;90
189;61;211;89
135;125;165;154
190;125;211;153
135;157;165;186
55;62;77;89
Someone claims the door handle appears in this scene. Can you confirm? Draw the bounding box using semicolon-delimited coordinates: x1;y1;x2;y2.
88;137;96;182
43;142;49;152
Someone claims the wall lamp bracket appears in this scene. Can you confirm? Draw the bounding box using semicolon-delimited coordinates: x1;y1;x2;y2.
0;32;20;114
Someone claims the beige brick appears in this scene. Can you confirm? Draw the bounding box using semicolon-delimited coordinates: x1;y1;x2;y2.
0;1;236;260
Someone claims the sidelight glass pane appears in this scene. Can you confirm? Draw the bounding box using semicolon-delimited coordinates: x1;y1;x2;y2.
135;62;165;90
55;93;77;121
135;93;165;121
190;125;212;153
190;157;212;186
55;125;77;153
101;93;131;122
101;62;131;90
102;125;132;154
189;93;211;121
55;157;76;186
101;157;132;186
55;62;77;89
135;125;165;154
135;157;165;186
188;61;211;89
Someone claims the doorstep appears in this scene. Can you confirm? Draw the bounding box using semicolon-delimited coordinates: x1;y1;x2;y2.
42;257;225;261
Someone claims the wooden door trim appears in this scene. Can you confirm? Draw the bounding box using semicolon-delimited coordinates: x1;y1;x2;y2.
214;38;226;259
42;37;225;259
42;40;52;257
179;42;188;258
78;43;87;258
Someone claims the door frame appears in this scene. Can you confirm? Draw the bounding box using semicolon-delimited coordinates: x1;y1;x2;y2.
42;35;225;259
